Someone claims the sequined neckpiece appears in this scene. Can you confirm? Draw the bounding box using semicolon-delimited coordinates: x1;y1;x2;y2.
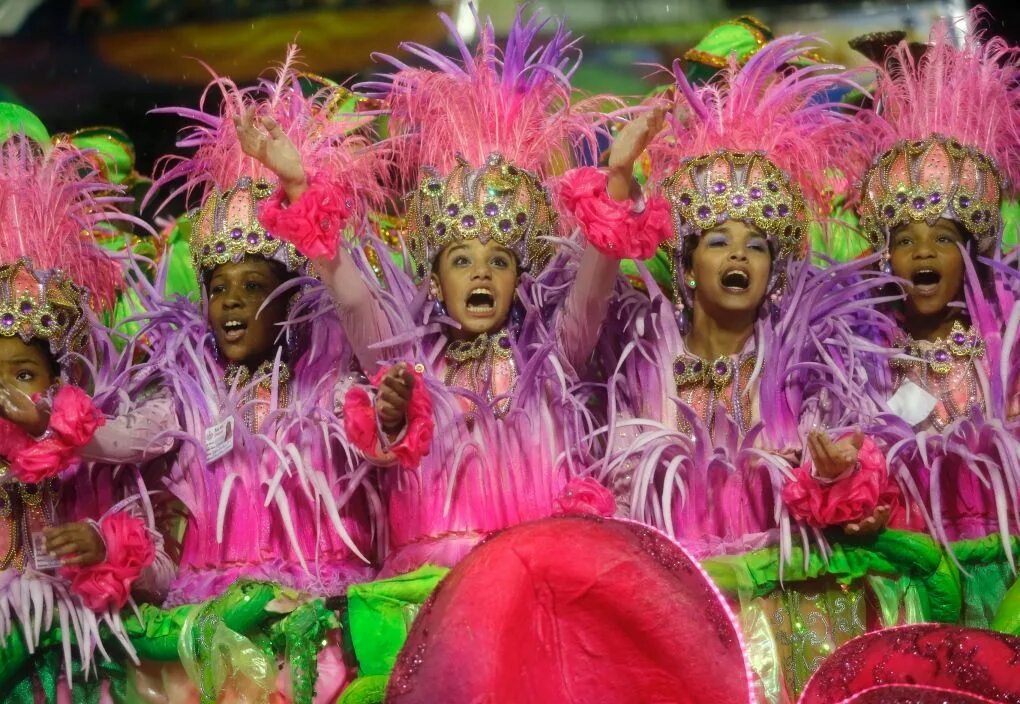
444;328;516;420
892;320;984;428
672;346;757;434
893;320;984;375
224;359;292;432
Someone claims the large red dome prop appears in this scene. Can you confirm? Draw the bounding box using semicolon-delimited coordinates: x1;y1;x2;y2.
386;515;754;704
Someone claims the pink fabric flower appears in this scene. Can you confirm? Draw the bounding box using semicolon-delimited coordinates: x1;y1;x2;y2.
4;385;105;484
258;172;355;260
554;477;617;518
783;436;896;528
63;512;156;611
343;365;434;469
559;167;673;260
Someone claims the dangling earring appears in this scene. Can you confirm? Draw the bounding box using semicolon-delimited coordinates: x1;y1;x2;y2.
510;300;524;329
687;279;696;289
432;298;448;318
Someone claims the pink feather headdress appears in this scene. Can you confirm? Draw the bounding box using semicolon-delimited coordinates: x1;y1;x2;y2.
649;35;864;262
147;46;384;275
857;8;1020;254
0;136;140;355
359;7;612;275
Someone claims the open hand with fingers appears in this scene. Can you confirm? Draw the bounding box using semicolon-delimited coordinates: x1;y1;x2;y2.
233;107;307;201
376;363;416;435
0;381;49;436
44;521;106;567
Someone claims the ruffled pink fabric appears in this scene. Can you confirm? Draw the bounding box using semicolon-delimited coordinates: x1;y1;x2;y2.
559;167;673;260
0;385;105;484
782;436;897;528
554;477;616;517
258;172;356;260
62;512;156;611
343;366;435;469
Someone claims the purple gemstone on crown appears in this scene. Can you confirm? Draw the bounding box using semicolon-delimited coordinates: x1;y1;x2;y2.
697;206;712;219
499;218;512;233
498;336;511;349
763;205;776;218
731;195;746;207
958;195;971;208
883;205;896;218
767;181;779;192
436;223;446;236
749;187;763;200
516;212;528;225
673;360;686;375
973;211;984;222
427;181;440;192
215;242;226;253
912;196;926;210
462;215;476;228
896;193;908;204
1;313;14;327
423;215;431;227
679;194;691;206
20;301;32;314
712;181;727;194
41;315;53;328
933;349;950;363
692;360;703;373
247;233;260;245
714;360;728;375
237;177;252;189
778;204;790;217
446;204;459;217
484;203;499;217
951;331;966;345
264;233;274;241
203;245;211;255
230;227;243;240
929;192;942;204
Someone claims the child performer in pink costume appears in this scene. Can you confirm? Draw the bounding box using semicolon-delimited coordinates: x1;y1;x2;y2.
556;37;906;700
848;9;1020;629
244;9;633;578
137;51;389;606
0;134;174;693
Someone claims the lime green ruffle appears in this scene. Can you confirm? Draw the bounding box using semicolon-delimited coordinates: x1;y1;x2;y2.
702;529;961;624
949;535;1020;630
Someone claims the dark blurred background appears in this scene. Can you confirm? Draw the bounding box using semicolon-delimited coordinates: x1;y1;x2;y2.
2;0;1017;178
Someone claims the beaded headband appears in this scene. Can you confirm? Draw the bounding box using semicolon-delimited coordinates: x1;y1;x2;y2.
191;175;306;275
0;258;88;358
405;153;556;278
859;134;1002;256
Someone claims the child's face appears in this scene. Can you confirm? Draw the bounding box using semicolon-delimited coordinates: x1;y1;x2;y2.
207;256;290;367
431;239;519;340
0;337;56;395
889;218;967;319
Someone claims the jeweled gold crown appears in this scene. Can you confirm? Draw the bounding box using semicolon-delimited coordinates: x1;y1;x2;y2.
859;134;1002;255
405;153;557;278
661;150;808;259
0;258;88;357
191;176;306;275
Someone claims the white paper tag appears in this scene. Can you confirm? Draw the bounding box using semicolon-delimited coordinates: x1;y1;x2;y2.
31;531;61;572
204;417;235;464
887;381;939;427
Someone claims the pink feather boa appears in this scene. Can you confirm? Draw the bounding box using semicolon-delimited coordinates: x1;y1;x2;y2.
558;167;672;260
0;385;105;484
782;436;898;528
344;366;434;469
61;513;156;611
258;172;356;260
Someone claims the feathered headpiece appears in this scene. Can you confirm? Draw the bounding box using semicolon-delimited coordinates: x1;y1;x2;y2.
857;9;1020;255
650;36;863;265
147;47;382;276
359;7;609;276
0;136;138;356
